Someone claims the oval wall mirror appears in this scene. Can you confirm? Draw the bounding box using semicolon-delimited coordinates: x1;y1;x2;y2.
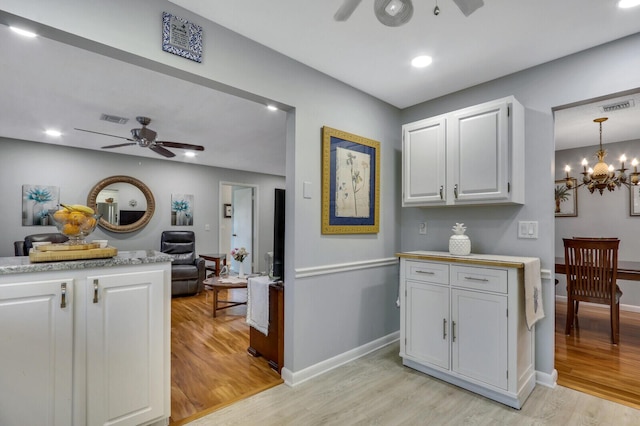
87;175;155;233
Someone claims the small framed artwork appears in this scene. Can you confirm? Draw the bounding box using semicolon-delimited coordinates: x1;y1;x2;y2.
171;193;194;226
162;12;203;63
22;184;59;226
555;179;577;217
224;203;232;218
321;126;380;234
630;186;640;216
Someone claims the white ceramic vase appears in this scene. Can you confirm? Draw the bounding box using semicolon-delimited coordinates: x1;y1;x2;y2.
238;262;245;278
449;234;471;256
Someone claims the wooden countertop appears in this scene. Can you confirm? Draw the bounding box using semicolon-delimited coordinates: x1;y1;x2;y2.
397;251;530;269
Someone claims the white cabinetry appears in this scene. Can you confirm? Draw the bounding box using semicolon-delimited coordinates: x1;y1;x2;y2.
0;260;170;426
399;253;535;409
0;278;73;426
402;96;524;207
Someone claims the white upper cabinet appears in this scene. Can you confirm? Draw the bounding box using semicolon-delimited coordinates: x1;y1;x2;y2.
402;96;524;207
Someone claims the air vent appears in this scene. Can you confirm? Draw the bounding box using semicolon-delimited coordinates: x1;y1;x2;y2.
100;113;129;125
600;100;635;112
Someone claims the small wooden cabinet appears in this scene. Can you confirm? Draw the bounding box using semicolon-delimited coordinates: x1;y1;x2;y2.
248;282;284;373
398;252;535;409
402;96;524;207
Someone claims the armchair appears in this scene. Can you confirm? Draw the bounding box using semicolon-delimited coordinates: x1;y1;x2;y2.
161;230;205;297
14;233;69;256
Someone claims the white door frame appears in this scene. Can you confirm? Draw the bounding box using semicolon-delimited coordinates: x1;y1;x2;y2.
219;181;259;273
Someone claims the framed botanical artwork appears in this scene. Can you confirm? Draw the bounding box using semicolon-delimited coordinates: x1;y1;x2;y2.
321;126;380;234
171;193;194;226
554;179;577;217
630;185;640;216
22;184;59;226
224;203;232;218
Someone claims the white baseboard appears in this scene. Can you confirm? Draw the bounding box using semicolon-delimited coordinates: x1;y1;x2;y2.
535;368;558;388
281;331;400;387
555;294;640;313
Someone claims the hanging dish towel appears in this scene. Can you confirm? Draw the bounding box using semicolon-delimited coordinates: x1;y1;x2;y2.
246;276;271;336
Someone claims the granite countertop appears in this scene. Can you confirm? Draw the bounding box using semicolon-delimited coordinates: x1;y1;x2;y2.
0;250;173;275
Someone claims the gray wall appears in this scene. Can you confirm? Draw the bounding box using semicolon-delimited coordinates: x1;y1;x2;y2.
555;139;640;306
0;138;284;272
0;0;402;374
401;33;640;376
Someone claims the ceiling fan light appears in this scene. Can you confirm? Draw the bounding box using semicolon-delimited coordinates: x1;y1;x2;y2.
384;0;404;16
374;0;413;27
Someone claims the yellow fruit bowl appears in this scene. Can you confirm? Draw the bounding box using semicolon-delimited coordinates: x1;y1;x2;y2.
48;207;102;245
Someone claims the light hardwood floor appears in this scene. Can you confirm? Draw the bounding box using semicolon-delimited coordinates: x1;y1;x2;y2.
188;340;640;425
184;300;640;425
170;288;282;425
555;299;640;409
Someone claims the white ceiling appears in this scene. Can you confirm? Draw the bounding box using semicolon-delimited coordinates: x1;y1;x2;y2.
1;1;640;170
0;24;288;176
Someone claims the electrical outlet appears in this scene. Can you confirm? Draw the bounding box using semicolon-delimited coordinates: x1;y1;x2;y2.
419;222;427;235
205;224;210;231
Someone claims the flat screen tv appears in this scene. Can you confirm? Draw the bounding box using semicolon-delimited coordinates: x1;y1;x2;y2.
272;188;285;281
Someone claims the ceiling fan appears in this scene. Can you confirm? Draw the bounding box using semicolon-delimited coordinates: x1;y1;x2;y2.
74;116;205;158
334;0;484;27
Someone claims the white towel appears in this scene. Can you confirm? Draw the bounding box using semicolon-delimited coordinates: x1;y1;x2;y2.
521;257;545;330
246;276;271;336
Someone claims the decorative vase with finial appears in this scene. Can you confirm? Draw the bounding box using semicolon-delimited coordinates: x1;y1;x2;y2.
449;223;471;256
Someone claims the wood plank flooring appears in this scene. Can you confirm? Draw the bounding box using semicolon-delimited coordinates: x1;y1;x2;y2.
555;299;640;410
188;341;640;425
170;288;282;425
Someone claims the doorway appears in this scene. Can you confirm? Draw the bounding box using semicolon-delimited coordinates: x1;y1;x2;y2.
219;182;258;275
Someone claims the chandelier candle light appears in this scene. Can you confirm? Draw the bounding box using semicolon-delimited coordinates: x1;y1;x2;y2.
564;117;640;195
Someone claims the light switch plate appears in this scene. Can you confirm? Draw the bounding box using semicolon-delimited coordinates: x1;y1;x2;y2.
518;221;538;239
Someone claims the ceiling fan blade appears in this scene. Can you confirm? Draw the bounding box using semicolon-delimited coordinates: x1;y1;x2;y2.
102;142;137;149
334;0;363;21
74;128;135;141
452;0;484;17
150;144;176;158
157;141;205;151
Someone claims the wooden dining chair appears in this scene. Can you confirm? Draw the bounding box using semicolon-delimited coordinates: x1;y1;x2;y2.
563;238;622;344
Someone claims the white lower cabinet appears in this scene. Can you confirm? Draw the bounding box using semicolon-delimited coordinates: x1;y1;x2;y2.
0;261;170;426
399;254;535;409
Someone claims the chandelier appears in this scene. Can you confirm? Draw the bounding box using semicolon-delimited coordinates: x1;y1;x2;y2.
563;117;639;195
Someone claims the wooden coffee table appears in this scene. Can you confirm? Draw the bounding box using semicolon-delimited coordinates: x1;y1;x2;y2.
203;276;248;317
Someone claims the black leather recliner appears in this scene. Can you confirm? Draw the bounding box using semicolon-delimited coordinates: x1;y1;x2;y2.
14;233;69;256
160;230;205;297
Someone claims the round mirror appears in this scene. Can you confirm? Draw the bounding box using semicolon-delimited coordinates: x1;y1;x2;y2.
87;175;155;233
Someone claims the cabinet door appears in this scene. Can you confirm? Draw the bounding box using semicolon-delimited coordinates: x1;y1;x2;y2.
86;270;165;426
0;278;73;426
449;99;510;203
402;116;447;206
405;281;450;369
451;288;508;389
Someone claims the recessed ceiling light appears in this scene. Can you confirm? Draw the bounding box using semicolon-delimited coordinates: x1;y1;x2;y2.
619;0;640;7
10;26;37;38
267;105;278;111
411;55;433;68
184;151;196;158
44;129;62;137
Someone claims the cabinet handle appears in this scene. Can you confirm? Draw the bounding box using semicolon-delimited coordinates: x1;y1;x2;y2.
60;283;67;309
443;318;447;339
454;184;459;199
439;185;444;200
452;321;456;342
93;279;99;304
415;270;435;275
464;276;489;282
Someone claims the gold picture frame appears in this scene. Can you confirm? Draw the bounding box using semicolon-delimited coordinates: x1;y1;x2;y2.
321;126;380;234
